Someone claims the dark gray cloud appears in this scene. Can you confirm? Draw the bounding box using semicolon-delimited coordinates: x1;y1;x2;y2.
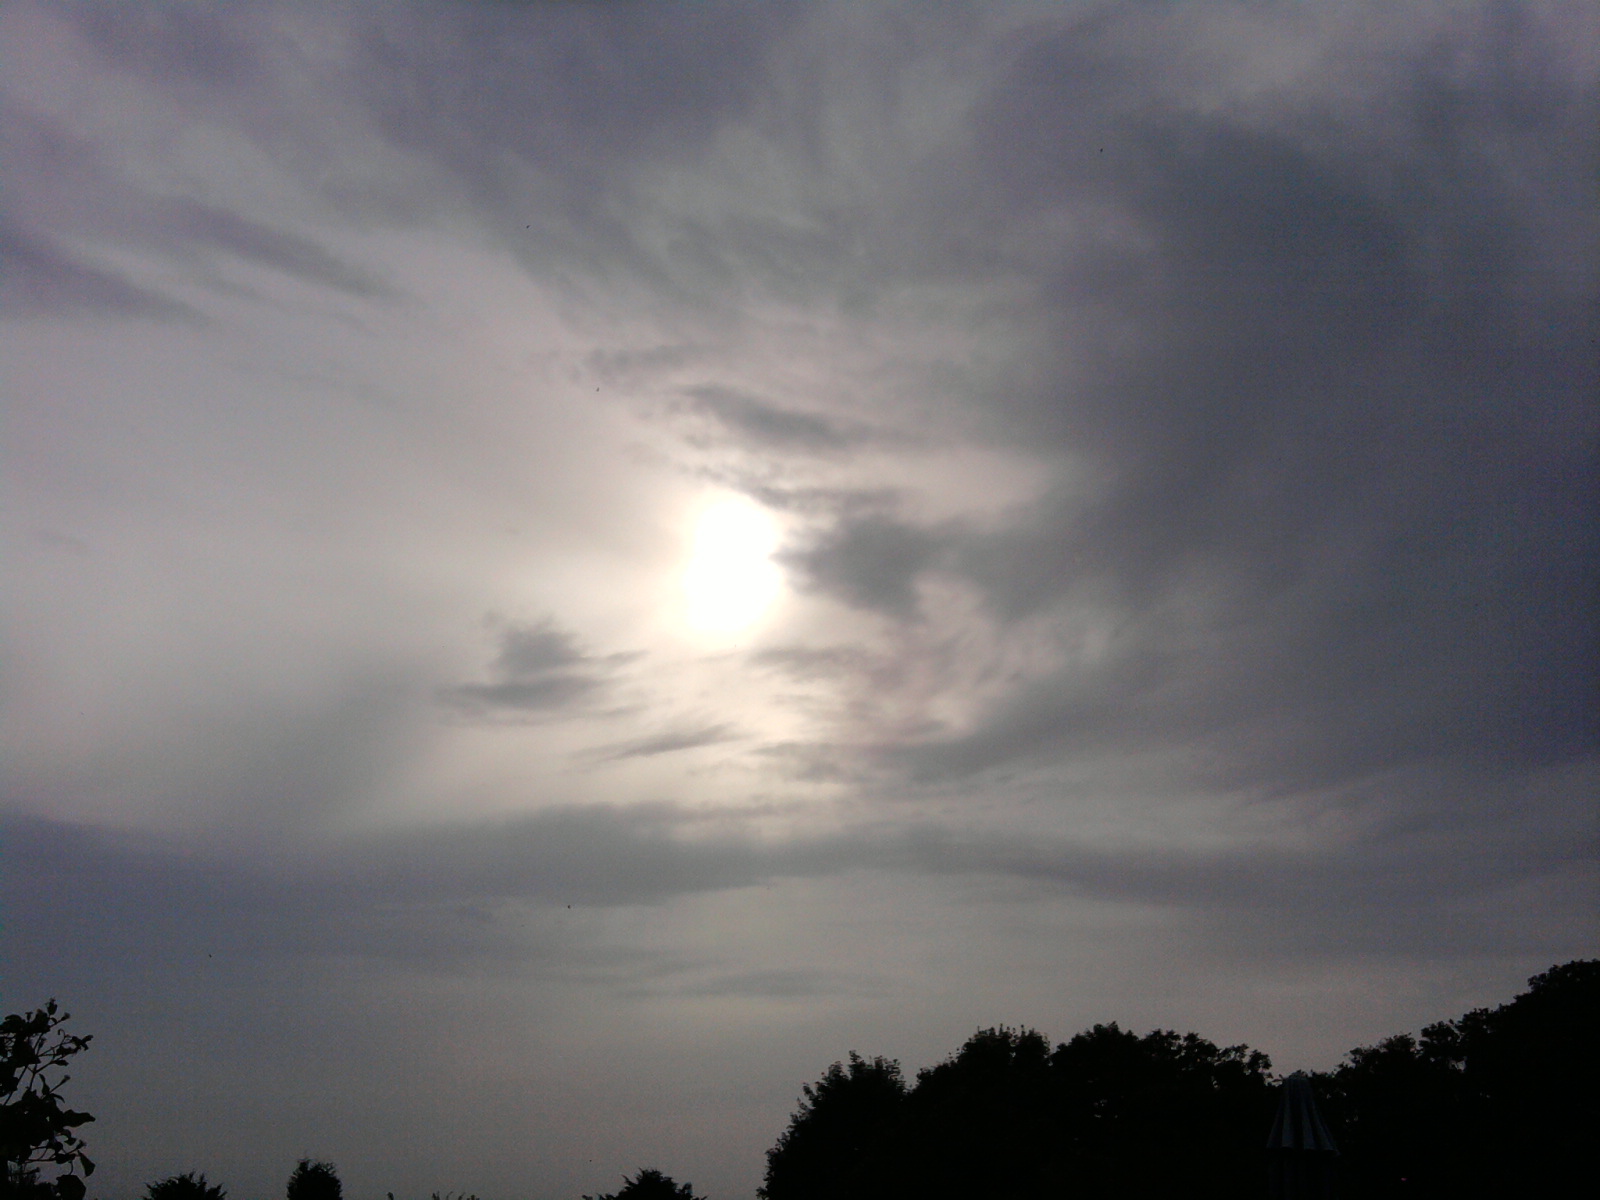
725;5;1599;809
65;1;269;90
684;385;860;453
441;676;602;715
437;620;625;719
0;92;392;314
0;805;848;967
0;219;198;319
4;782;1588;973
591;724;740;763
158;198;395;299
55;0;807;285
492;622;590;676
345;2;795;172
783;515;945;617
748;485;904;518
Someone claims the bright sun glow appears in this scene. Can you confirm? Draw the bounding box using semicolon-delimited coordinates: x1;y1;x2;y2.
681;493;784;635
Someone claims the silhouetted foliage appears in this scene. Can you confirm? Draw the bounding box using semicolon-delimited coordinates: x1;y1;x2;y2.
1317;959;1599;1198
144;1173;227;1200
1040;1023;1274;1198
0;1001;94;1200
286;1160;341;1200
761;1053;907;1200
583;1168;704;1200
761;961;1598;1200
904;1026;1057;1198
762;1024;1273;1200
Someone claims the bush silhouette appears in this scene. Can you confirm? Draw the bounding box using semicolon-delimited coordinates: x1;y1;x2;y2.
584;1168;704;1200
1;1000;95;1200
286;1161;341;1200
144;1173;226;1200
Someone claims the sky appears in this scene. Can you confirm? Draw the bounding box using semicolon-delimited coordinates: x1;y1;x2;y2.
1;1;1596;1197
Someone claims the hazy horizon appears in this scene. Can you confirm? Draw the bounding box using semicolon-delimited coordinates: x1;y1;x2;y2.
3;3;1595;1198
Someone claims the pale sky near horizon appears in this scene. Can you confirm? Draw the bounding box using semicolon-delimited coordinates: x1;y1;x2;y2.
2;3;1596;1198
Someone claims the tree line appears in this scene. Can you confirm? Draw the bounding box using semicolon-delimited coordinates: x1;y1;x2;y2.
142;1162;343;1200
758;959;1596;1199
4;961;1594;1199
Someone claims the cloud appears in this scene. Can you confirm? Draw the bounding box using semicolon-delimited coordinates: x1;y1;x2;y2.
709;3;1598;810
492;623;590;676
4;5;1596;1197
6;771;1590;974
684;385;862;453
1;804;866;964
441;676;602;715
783;515;945;617
0;88;392;315
437;620;627;720
0;219;197;320
591;724;740;763
750;644;880;681
158;198;396;299
8;0;1586;926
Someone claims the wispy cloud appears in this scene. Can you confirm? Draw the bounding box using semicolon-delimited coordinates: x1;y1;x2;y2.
437;620;635;721
589;724;741;763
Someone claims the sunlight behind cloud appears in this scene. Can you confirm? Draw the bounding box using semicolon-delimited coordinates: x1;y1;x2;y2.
681;492;784;636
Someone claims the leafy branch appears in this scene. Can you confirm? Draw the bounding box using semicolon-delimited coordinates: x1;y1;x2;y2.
1;1000;96;1197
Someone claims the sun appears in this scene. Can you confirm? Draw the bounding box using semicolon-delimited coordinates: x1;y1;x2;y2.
681;493;784;635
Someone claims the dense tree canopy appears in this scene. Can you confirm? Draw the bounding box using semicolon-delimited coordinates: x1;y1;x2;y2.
1317;959;1599;1197
761;1024;1274;1200
761;1054;906;1200
762;960;1596;1200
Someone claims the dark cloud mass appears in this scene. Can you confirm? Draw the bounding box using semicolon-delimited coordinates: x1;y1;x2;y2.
758;6;1600;804
2;3;1596;1200
685;386;860;453
438;621;623;717
785;515;944;617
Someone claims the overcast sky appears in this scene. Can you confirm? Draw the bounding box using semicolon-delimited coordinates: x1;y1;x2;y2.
2;2;1596;1197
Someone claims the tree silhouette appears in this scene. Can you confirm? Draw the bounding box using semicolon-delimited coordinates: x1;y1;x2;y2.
761;1025;1274;1200
760;1053;907;1200
1319;959;1599;1197
1047;1023;1274;1198
144;1173;227;1200
286;1161;341;1200
904;1026;1056;1199
583;1168;704;1200
0;1001;94;1200
758;960;1595;1200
